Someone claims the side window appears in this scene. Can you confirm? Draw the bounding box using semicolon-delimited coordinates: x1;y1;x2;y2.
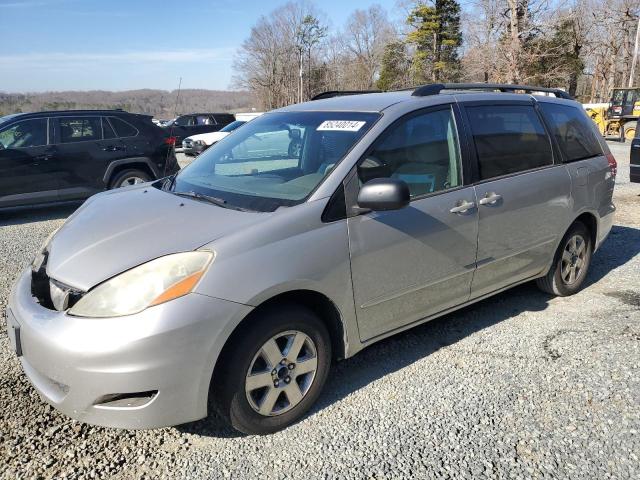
466;104;552;180
358;108;462;197
0;118;48;148
176;115;194;126
195;115;215;125
102;117;116;139
108;117;138;137
539;103;602;162
59;117;101;143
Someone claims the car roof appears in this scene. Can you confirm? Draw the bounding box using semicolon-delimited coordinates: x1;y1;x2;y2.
179;112;233;116
276;87;579;114
1;110;141;120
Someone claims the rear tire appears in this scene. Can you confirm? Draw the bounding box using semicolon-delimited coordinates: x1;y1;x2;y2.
536;222;592;296
109;169;151;189
214;304;331;435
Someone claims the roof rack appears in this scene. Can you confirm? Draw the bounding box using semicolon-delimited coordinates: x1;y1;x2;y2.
412;83;573;100
311;90;380;100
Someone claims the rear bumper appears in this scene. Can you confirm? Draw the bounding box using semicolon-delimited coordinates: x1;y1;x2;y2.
596;202;616;251
6;268;252;429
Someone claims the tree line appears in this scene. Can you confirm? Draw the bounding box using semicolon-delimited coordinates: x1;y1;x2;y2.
233;0;640;109
0;89;254;118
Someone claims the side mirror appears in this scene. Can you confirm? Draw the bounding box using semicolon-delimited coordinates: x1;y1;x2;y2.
289;128;301;140
357;178;410;211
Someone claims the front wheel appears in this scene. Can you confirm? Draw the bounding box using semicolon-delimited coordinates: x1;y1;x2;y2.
214;305;331;435
536;222;592;296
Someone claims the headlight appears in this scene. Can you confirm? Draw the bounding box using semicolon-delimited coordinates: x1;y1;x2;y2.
194;140;205;146
68;251;214;318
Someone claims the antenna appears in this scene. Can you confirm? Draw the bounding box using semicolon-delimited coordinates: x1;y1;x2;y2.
163;77;182;179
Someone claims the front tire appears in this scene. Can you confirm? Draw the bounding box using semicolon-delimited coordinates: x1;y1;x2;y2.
214;305;331;435
536;222;592;296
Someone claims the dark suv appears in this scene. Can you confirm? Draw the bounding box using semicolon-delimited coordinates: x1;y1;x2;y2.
0;110;179;209
163;113;235;146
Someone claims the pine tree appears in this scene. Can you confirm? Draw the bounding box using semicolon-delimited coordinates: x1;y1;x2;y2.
406;0;462;84
376;40;411;90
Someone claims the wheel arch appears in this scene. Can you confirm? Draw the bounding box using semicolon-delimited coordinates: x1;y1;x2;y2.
103;157;159;186
574;211;598;251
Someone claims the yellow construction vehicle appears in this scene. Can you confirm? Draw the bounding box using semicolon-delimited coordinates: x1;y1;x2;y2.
585;87;640;141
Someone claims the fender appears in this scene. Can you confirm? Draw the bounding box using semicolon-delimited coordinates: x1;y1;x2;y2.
103;157;161;184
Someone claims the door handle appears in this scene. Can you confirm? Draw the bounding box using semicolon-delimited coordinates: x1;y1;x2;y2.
479;192;502;205
450;200;476;214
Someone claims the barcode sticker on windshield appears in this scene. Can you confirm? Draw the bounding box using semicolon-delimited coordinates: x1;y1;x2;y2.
317;120;366;132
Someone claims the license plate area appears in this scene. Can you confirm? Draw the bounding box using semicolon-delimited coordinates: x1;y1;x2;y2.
6;309;22;357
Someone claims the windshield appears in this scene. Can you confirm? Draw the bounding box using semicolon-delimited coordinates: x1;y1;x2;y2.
168;111;379;212
220;120;245;132
611;90;625;105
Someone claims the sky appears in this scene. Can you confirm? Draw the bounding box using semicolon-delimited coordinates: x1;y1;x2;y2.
0;0;401;93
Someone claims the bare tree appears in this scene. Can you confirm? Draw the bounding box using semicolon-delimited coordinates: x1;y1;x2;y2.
342;5;394;89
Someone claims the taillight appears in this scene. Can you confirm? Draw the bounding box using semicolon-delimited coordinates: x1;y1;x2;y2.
606;152;617;177
164;136;177;145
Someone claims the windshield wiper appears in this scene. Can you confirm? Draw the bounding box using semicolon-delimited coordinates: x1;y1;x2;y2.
173;191;252;212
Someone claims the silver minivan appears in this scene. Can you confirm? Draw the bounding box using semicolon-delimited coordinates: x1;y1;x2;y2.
7;84;616;434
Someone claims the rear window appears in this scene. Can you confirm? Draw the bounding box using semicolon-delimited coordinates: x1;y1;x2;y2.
108;117;138;137
466;104;553;180
214;114;235;124
539;103;602;162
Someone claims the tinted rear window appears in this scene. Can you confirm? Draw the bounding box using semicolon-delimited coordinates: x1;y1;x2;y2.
539;103;602;162
466;104;552;180
108;117;138;137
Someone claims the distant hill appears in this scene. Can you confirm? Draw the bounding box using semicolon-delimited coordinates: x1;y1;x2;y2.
0;89;257;119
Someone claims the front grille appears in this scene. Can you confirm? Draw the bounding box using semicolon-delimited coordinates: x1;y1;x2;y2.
31;253;82;311
31;253;53;309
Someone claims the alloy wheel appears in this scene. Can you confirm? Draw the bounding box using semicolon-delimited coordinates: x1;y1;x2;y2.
245;330;318;416
561;234;587;285
119;176;145;187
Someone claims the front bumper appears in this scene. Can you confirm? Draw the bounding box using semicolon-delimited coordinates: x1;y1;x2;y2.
6;268;252;429
631;164;640;183
181;140;207;157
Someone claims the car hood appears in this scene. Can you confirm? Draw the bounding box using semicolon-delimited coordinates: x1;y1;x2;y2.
186;131;229;144
46;185;266;291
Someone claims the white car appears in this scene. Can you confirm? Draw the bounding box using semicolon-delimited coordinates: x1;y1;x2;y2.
182;113;264;156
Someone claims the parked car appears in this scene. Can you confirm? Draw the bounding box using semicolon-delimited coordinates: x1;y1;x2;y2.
182;120;250;156
0;110;179;209
163;113;235;147
6;84;616;435
631;127;640;183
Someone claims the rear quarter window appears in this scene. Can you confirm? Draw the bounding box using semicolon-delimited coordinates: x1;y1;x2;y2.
466;104;553;180
108;117;139;138
538;103;602;162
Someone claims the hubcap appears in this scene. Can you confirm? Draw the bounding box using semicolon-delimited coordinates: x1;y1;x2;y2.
119;176;145;187
245;330;318;416
561;234;587;285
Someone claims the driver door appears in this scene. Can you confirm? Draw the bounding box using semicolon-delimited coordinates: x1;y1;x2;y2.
0;117;60;207
347;106;479;341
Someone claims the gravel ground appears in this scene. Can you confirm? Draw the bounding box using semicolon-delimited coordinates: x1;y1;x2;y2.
1;142;638;479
